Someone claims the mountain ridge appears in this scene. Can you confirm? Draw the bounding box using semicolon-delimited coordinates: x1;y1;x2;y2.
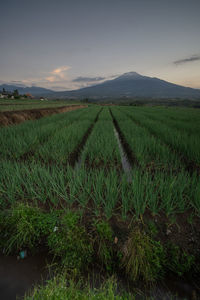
1;72;200;99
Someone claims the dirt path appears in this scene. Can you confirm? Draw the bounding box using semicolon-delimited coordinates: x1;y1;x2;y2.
0;105;87;126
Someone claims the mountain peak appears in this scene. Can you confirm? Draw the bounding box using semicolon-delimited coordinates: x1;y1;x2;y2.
116;72;144;80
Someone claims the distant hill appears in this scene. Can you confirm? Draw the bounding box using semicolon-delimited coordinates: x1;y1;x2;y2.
53;72;200;99
0;84;54;96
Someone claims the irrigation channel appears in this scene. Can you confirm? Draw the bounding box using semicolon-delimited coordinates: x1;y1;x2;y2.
0;253;198;299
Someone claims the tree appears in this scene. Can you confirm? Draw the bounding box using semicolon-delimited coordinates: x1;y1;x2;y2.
13;89;19;99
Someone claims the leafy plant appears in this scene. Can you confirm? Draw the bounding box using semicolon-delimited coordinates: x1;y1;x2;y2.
0;202;59;254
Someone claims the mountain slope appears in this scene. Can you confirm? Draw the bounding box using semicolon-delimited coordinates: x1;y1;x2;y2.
54;72;200;99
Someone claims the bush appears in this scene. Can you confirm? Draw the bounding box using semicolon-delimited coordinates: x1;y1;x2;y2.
0;202;60;254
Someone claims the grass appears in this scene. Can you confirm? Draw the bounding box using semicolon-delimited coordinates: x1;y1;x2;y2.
24;276;133;300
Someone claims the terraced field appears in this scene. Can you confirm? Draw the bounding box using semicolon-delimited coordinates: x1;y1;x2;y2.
0;105;200;299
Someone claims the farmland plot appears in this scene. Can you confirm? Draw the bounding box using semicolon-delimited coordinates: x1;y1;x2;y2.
0;105;200;299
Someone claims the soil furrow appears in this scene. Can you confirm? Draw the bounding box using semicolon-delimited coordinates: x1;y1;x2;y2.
109;108;139;169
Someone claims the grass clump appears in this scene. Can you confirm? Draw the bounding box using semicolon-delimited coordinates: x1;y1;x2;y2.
122;227;164;282
47;210;93;273
0;202;59;254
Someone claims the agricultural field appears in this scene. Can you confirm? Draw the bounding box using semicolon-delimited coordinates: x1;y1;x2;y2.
0;98;81;112
0;105;200;299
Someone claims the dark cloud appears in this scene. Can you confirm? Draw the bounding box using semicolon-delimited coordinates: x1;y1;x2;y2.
174;55;200;65
73;76;105;82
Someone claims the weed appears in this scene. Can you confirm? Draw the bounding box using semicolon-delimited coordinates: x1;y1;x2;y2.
121;227;165;282
47;210;93;273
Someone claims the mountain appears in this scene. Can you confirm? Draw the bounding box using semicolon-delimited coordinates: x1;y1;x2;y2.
1;73;200;99
0;84;54;96
53;72;200;99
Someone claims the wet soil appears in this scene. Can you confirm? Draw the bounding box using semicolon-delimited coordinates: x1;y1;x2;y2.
0;252;52;300
109;109;139;168
0;105;87;127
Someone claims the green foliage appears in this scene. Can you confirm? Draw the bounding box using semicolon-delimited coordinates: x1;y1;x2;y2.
166;244;195;276
0;203;59;254
122;228;165;282
93;220;114;271
47;210;93;272
24;275;132;300
145;220;159;238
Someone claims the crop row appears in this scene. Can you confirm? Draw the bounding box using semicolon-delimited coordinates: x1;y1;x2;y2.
80;108;121;170
0;106;200;218
117;106;200;166
0;159;200;218
0;106;100;162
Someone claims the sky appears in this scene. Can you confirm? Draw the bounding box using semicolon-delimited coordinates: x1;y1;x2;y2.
0;0;200;91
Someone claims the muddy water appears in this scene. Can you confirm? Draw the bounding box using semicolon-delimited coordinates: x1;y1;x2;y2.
113;127;132;181
0;252;199;299
0;252;51;300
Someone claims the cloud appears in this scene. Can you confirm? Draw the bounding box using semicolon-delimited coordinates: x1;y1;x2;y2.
51;66;71;76
45;66;71;82
45;76;56;82
73;76;105;82
174;54;200;65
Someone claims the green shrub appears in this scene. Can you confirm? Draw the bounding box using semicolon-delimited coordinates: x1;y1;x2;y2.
121;227;165;282
0;203;59;254
47;210;93;273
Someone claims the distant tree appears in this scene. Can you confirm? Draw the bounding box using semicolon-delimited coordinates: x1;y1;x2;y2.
13;89;20;99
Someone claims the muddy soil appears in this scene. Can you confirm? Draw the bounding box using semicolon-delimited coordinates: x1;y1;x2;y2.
0;105;87;126
0;252;52;300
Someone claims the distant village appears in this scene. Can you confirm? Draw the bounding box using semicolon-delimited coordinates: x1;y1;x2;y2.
0;88;46;101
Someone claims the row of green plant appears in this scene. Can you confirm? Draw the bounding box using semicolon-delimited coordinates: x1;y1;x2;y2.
25;106;101;164
132;106;200;136
0;160;199;217
0;203;196;283
0;106;91;160
110;107;184;171
118;106;200;165
81;107;121;170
